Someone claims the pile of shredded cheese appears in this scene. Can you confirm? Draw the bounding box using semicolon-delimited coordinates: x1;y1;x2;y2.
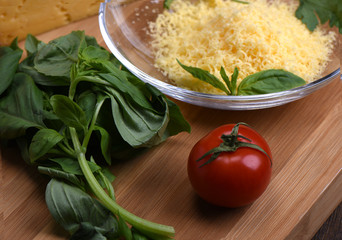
148;0;336;94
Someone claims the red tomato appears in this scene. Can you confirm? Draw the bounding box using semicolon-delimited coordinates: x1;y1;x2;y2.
187;123;272;208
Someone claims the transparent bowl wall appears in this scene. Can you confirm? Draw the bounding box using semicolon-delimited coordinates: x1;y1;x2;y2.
99;0;341;110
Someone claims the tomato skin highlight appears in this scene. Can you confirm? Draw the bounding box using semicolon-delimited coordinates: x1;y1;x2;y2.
187;124;272;208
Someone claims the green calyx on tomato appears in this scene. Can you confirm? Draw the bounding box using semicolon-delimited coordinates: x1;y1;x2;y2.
197;123;272;167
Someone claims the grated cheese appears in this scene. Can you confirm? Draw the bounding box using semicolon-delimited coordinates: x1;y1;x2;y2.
148;0;336;94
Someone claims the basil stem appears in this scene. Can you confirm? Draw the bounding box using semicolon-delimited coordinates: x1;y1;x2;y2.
69;127;175;239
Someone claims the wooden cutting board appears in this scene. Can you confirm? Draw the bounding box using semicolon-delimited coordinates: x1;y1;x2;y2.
1;15;342;240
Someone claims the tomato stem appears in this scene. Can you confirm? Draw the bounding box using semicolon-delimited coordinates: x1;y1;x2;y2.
196;123;272;167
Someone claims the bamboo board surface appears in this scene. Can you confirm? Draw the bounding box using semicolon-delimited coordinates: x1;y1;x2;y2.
1;15;342;240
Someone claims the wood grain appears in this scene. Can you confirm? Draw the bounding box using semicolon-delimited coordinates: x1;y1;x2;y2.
1;15;342;240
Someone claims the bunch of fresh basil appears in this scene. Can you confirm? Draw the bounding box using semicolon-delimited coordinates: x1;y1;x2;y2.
0;31;190;239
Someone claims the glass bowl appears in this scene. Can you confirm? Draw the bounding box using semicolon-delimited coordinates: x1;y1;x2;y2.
98;0;340;110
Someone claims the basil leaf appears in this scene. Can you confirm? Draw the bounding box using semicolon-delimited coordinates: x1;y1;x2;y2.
177;59;230;95
50;95;88;130
132;228;149;240
9;37;20;51
29;128;64;163
70;222;107;240
0;46;12;56
77;91;97;124
24;34;43;56
118;214;133;240
0;73;45;139
231;0;250;4
49;158;101;175
295;0;342;33
20;35;69;87
163;97;191;138
145;84;191;140
220;67;232;94
95;101;142;160
92;168;115;199
19;55;70;86
80;45;110;61
0;47;23;95
34;31;87;77
219;67;239;95
94;126;112;165
100;167;116;183
164;0;174;9
45;179;119;237
108;88;169;148
237;69;306;95
85;35;102;48
230;67;239;96
100;72;153;110
38;166;84;189
40;159;109;190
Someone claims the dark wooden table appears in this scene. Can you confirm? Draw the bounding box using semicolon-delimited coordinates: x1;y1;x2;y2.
312;203;342;240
